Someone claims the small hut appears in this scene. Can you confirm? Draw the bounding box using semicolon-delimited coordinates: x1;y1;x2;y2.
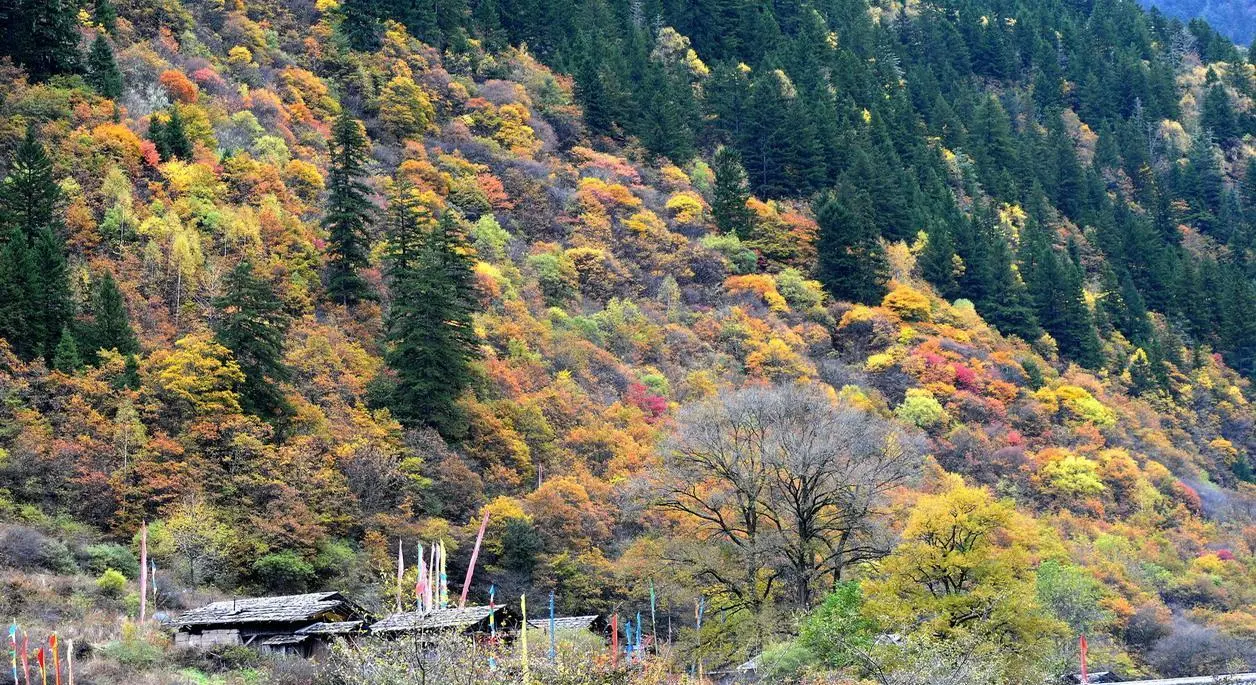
370;605;518;640
173;592;368;653
525;614;607;636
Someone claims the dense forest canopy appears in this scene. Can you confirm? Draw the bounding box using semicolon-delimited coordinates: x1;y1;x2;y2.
2;0;1256;681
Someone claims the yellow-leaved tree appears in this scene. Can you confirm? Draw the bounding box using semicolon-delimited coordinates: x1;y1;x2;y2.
861;474;1066;679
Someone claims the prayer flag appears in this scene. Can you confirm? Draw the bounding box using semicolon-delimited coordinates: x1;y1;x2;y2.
395;540;404;613
520;594;529;685
459;511;490;608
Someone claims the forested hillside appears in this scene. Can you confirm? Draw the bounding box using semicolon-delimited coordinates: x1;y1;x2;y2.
1138;0;1256;45
2;0;1256;682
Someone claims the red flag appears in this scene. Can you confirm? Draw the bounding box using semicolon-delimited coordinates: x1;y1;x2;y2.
610;614;618;666
1079;634;1088;684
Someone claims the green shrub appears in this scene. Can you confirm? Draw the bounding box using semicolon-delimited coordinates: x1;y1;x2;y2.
100;635;164;670
97;568;129;597
894;388;948;428
84;543;139;578
701;233;757;274
252;551;316;593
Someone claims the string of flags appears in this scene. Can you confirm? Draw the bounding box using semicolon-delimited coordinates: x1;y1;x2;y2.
396;539;451;614
7;626;72;685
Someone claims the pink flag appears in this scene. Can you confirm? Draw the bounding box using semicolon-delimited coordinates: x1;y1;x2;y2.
415;543;426;611
459;511;491;608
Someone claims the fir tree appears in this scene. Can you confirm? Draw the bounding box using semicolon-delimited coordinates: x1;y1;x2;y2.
0;229;34;358
52;326;81;373
323;112;376;305
920;223;959;299
0;0;81;80
162;108;194;160
1019;221;1102;367
381;201;479;437
1200;83;1238;144
0;125;62;239
86;270;139;362
30;227;72;363
213;260;292;419
86;34;123;100
92;0;117;32
710;146;754;239
813;187;888;305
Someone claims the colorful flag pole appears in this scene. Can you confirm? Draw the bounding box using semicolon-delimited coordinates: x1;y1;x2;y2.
520;594;529;685
428;544;436;610
47;635;57;685
8;623;17;685
395;540;404;613
459;511;491;608
415;542;425;612
488;586;497;638
649;581;657;655
635;612;642;662
20;630;29;685
695;597;705;682
1080;634;1088;684
610;614;618;666
439;541;448;609
548;590;556;662
624;619;632;659
33;648;43;685
138;522;148;623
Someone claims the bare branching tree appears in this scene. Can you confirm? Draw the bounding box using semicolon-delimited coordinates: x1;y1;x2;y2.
657;383;925;616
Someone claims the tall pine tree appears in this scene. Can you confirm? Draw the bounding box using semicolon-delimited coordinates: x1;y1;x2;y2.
1;125;62;238
85;270;139;362
381;192;479;437
323;112;376;305
710;146;754;239
213;260;292;420
86;34;123;100
813;187;888;305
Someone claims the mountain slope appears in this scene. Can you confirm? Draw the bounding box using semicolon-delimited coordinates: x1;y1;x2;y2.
1;0;1256;682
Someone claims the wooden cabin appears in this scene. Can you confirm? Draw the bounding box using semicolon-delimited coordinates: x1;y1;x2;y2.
173;591;368;656
370;605;519;640
525;614;607;637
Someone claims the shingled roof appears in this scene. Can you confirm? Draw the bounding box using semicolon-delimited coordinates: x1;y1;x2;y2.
295;621;364;635
526;615;600;631
370;606;500;633
175;592;358;628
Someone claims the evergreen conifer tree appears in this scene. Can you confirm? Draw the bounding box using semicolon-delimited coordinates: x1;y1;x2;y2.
30;226;72;363
1201;83;1238;144
0;229;34;358
0;0;81;80
324;112;376;305
86;35;123;100
813;187;888;305
52;326;81;373
213;260;292;419
0;125;62;239
92;0;117;32
162;108;194;160
381;197;479;437
86;270;139;362
710;146;754;239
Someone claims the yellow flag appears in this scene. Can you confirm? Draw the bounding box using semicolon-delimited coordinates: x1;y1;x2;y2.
520;594;529;684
